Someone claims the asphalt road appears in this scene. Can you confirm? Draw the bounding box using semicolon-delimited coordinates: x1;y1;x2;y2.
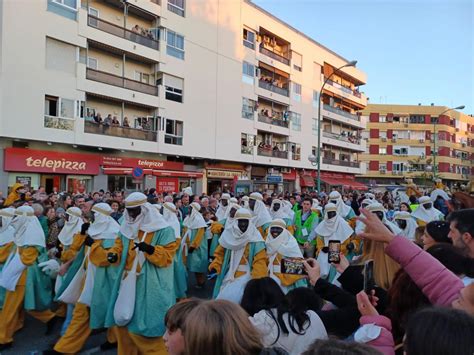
1;274;215;355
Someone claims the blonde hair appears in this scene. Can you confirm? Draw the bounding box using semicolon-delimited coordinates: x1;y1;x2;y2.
362;239;400;290
182;300;262;355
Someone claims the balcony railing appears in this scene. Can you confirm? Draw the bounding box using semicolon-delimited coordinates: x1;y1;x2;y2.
326;78;362;98
86;68;158;96
44;115;75;131
259;44;290;65
88;15;159;51
84;120;157;141
258;114;289;128
322;131;362;145
257;147;288;159
258;80;289;97
322;104;360;121
323;158;360;168
241;146;253;154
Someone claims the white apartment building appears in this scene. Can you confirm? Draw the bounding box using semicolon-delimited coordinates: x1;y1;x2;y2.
0;0;368;195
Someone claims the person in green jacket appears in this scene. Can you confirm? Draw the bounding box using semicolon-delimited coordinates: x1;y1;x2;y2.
293;197;319;257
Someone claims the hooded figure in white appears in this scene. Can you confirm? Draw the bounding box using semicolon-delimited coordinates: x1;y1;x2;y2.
210;208;267;303
393;211;418;241
282;199;295;221
249;192;272;237
265;219;307;292
314;203;354;279
367;203;402;235
0;208;16;309
355;199;374;234
57;207;83;248
240;195;250;209
411;196;444;225
216;193;231;221
311;199;323;216
328;191;356;221
161;203;181;239
270;199;291;220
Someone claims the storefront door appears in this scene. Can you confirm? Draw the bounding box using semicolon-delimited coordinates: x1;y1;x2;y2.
41;175;63;193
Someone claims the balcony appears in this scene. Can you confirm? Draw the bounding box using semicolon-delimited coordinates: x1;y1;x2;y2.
44;115;75;131
323;104;360;121
86;68;158;96
259;44;290;66
88;15;159;51
84;120;157;141
323;131;362;145
258;114;289;128
323;158;360;168
326;79;361;98
258;80;289;97
257;146;288;159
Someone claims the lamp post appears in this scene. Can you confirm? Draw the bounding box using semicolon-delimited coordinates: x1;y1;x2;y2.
314;60;357;193
432;105;465;180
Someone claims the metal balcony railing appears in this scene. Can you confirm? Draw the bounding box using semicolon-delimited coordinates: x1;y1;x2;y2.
323;158;360;168
322;131;362;145
84;120;157;141
258;114;289;128
258;80;289;97
322;104;360;121
86;68;158;96
257;147;288;159
326;78;362;98
259;44;290;65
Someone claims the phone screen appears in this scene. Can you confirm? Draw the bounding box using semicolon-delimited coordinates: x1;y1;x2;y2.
280;257;307;275
363;259;375;294
328;240;341;264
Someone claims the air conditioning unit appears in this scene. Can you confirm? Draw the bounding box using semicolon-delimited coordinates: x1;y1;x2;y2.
381;137;387;142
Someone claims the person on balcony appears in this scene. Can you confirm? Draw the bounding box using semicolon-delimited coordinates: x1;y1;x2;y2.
111;116;120;127
93;113;102;124
122;117;130;128
103;114;112;127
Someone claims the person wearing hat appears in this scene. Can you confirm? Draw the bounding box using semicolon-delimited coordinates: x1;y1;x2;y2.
249;192;272;238
215;193;231;221
265;219;307;292
293;197;319;257
3;183;26;207
102;192;177;354
311;199;323;218
209;199;240;258
182;202;208;288
160;202;187;300
328;191;356;227
240;195;250;209
51;203;120;354
411;195;444;227
0;206;56;350
367;203;401;235
270;199;295;235
0;208;16;310
355;199;374;234
314;203;357;281
393;211;418;241
209;208;267;302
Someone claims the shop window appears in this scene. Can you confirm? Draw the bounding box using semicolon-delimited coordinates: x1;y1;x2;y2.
168;0;185;17
242;97;256;120
164;75;184;103
243;28;255;49
165;119;183;145
166;30;185;59
241;133;255;154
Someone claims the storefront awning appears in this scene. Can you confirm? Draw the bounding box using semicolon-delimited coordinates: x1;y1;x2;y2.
300;175;315;187
153;170;203;178
318;176;367;190
350;181;368;191
318;176;346;187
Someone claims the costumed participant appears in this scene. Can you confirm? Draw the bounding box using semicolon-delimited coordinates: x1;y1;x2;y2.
393;211;418;241
411;195;444;227
215;193;231;221
311;199;323;218
52;203;120;354
209;200;240;258
293;198;319;258
209;208;267;303
367;203;401;235
269;199;295;235
265;219;307;292
161;202;187;300
355;199;374;234
328;191;356;227
240;195;250;209
365;192;376;201
248;192;272;238
282;199;295;222
0;208;16;310
3;183;26;207
182;202;208;287
0;206;56;350
404;178;422;198
314;203;357;282
103;192;177;355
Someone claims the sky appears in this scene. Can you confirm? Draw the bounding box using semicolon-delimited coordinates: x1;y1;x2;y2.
253;0;473;113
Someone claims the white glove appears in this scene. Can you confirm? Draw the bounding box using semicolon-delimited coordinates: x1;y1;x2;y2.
38;259;60;279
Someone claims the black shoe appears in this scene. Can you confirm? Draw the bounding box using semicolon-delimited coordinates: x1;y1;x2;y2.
0;342;13;351
100;341;118;351
46;316;59;335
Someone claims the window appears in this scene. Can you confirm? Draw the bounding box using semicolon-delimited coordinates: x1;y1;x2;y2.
292;82;301;102
431;116;439;124
379;115;386;123
45;96;59;117
166;30;185;59
46;37;76;74
380;131;387;139
290;112;301;131
290;143;301;160
312;118;318;135
134;71;150;84
44;95;80;119
311;146;317;156
241;133;255;154
379;147;387;155
313;90;319;107
243;28;255;49
87;57;98;70
164;75;184;103
394;147;409;155
164;119;183;145
409;115;425;124
242;98;256;120
168;0;185;17
52;0;77;10
393;163;405;172
88;7;99;26
292;51;302;72
242;61;255;85
379;163;387;172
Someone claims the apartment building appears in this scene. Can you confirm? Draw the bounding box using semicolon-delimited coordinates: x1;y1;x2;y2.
359;104;474;188
0;0;368;195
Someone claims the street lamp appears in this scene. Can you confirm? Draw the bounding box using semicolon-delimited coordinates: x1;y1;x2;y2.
314;60;357;192
432;105;465;179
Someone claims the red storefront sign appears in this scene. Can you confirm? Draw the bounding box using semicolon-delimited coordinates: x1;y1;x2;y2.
4;148;100;175
156;178;179;193
101;156;183;170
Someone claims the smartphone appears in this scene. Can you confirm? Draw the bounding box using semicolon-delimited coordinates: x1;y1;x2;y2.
328;240;341;264
281;257;307;275
363;259;375;294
